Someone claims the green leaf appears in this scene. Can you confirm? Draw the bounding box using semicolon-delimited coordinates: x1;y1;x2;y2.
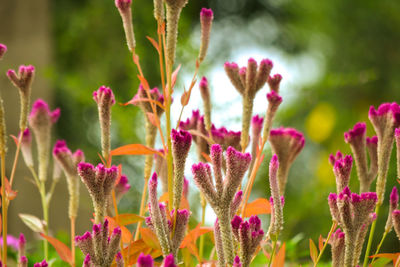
19;213;46;233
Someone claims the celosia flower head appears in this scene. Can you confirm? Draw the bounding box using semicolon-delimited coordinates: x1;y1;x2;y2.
33;260;48;267
267;74;282;92
20;128;33;167
233;256;242;267
198;8;213;62
133;85;165;116
78;163;118;223
329;228;345;267
137;253;154;267
162;254;177;267
269;127;305;195
392;210;400;240
115;0;135;51
369;102;400;203
29;99;60;127
115;175;131;201
332;154;353;193
385;186;399;232
0;44;6;59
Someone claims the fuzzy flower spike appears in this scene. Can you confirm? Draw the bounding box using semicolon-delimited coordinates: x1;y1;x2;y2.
7;65;35;130
328;228;345;267
75;219;122;267
328;187;377;266
171;129;192;211
146;173;190;258
164;0;188;67
267;155;284;240
199;77;212;131
133;86;165;179
269;127;305;195
231;215;264;267
385;186;399;233
369;102;400;203
262;78;283;144
344;122;378;192
93;86;115;164
329;151;353;193
224;58;274;150
77;162;118;223
198;8;213;63
53;140;85;219
29;99;60;182
192;144;251;265
115;0;136;52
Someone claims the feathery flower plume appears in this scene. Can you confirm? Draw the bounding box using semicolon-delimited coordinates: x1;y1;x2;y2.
171;129;192;211
328;187;377;266
198;8;213;63
77;163;118;223
262;89;282;144
93;86;115;163
329;153;353;193
329;229;345;267
267;155;284;239
146;173;190;257
29;99;60;182
53;140;84;219
393;210;400;240
231;216;264;267
133;86;165;179
369;102;400;203
137;253;154;267
192;145;251;265
224;58;273;149
269;127;305;195
75;219;122;267
164;0;188;67
199;77;212;131
0;44;6;59
344;122;377;192
385;187;399;232
7;65;35;130
115;0;136;52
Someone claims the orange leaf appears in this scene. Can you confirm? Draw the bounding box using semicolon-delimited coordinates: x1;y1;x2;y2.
370;252;400;263
180;223;213;248
140;228;161;250
105;216;132;244
10;134;18;146
309;238;318;264
123;239;148;265
186;242;200;262
201;152;211;163
1;177;17;200
114;213;144;226
111;144;163;157
272;243;286;267
124;97;164;109
137;75;150;91
318;235;324;251
243;198;271;217
40;233;72;265
180;90;190;106
158;193;189;210
146;36;160;54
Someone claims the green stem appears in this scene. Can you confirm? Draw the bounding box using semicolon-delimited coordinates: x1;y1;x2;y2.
371;230;388;265
1;152;8;266
40;181;49;260
199;199;206;261
314;222;337;267
267;237;278;267
166;63;174;212
363;204;380;267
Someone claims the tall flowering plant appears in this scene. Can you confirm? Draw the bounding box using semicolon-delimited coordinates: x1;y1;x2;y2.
0;0;399;266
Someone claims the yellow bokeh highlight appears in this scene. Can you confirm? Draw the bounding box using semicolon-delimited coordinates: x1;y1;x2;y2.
305;102;336;143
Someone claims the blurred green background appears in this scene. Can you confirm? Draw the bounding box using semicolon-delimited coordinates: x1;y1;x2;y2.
1;0;400;265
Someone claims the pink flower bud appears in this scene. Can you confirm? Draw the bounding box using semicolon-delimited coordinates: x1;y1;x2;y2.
198;8;213;62
162;254;177;267
256;59;273;90
393;210;400;240
233;256;242;267
332;155;353;193
137;253;154;267
0;44;7;59
267;74;282;92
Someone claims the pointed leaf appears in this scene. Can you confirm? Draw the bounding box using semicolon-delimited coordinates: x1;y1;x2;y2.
243;198;271;217
10;134;18;146
140;228;161;250
114;214;144;226
1;177;17;200
309;238;318;264
272;243;286;267
370;252;400;265
318;235;324;251
180;223;213;248
146;36;160;54
111;144;163;157
40;233;72;265
180;90;190;106
171;64;181;90
105;216;132;244
19;213;46;233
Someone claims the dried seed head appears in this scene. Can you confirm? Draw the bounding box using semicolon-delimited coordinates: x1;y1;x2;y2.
198;8;213;63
